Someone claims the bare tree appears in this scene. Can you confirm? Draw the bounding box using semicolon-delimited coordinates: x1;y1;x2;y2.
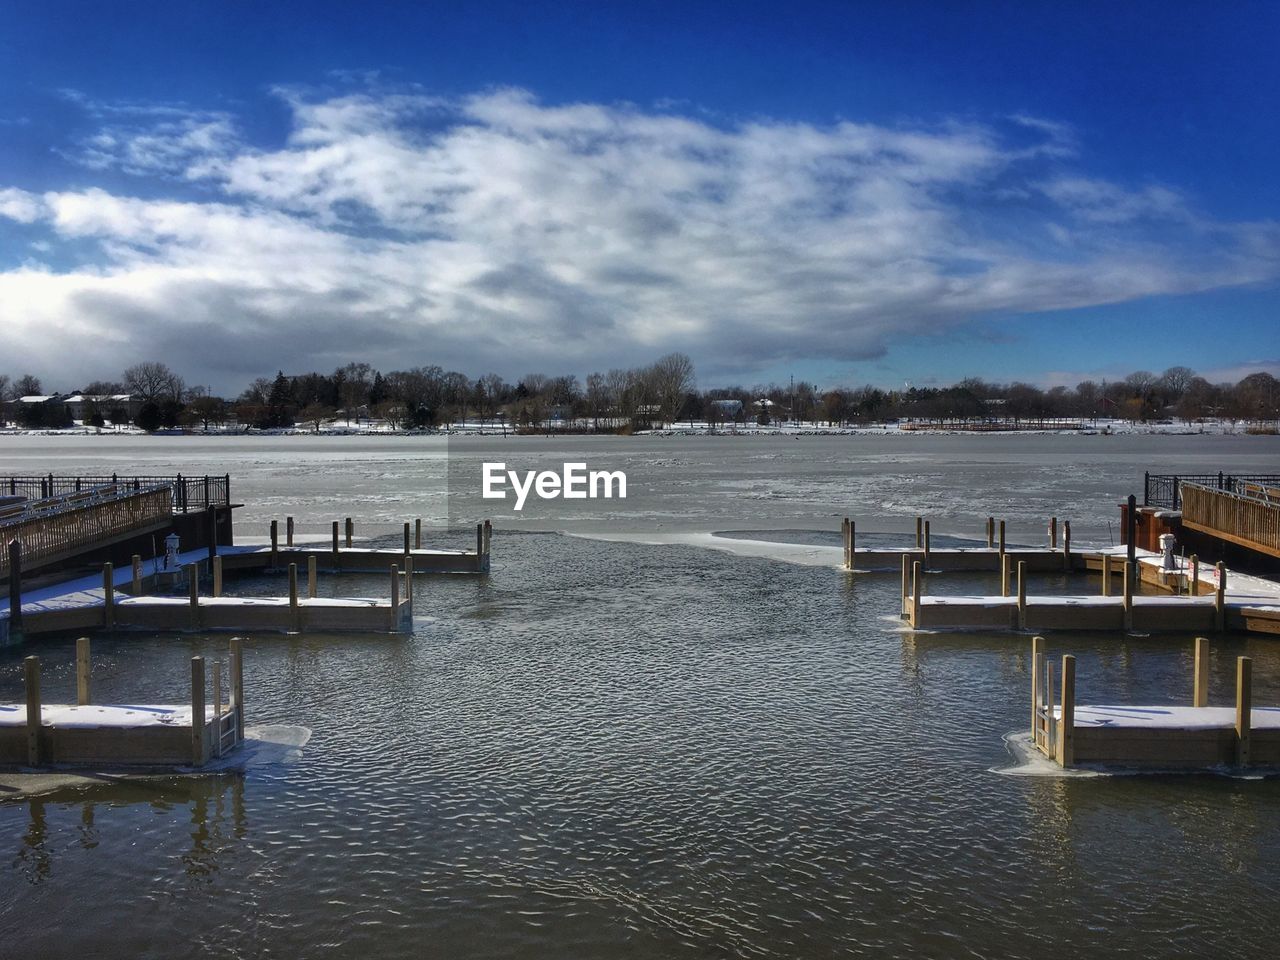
649;352;695;426
14;373;42;396
124;361;184;402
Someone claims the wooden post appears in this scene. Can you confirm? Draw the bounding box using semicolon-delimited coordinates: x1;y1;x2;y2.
484;520;492;561
922;520;930;565
1190;554;1200;596
1122;561;1134;631
1193;636;1209;707
307;555;317;599
1016;561;1028;629
76;637;91;705
270;520;279;568
476;521;484;559
332;520;340;568
900;554;910;618
841;517;851;569
910;560;922;626
1236;656;1252;766
1050;517;1058;549
914;516;923;548
212;660;223;719
188;563;200;630
1058;655;1076;767
191;656;206;767
1031;636;1044;737
986;516;995;549
1215;562;1226;632
8;538;23;638
288;563;300;631
403;521;411;555
132;554;143;594
1001;552;1012;598
1062;521;1071;572
230;637;244;741
1126;494;1137;569
345;517;353;548
390;563;400;632
404;554;414;606
102;562;115;628
848;520;855;569
415;518;422;550
1101;553;1112;596
24;656;41;765
286;515;294;547
998;520;1006;556
213;555;223;597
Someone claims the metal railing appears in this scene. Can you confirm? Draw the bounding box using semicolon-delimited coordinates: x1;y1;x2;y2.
1143;472;1280;510
2;474;231;512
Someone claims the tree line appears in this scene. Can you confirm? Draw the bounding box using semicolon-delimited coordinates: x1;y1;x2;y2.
1;362;1277;431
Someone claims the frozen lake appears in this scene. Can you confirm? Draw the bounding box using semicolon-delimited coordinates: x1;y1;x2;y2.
2;433;1280;959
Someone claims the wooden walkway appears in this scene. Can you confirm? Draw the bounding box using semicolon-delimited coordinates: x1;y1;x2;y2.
1181;482;1280;558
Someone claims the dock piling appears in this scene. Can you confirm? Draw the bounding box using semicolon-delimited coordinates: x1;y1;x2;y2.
1101;554;1112;596
911;560;923;625
1016;561;1028;629
403;521;411;555
24;656;41;765
102;562;115;628
1236;656;1253;766
1193;637;1210;707
1059;655;1076;766
345;517;353;548
230;637;244;741
1001;553;1012;598
415;518;422;550
270;520;279;568
1062;521;1072;571
998;520;1006;556
404;554;414;606
132;554;142;594
1215;562;1227;632
213;555;223;597
188;563;200;630
307;555;317;599
286;516;294;547
923;521;931;564
331;520;340;559
1031;636;1044;738
1050;517;1058;549
190;656;206;767
841;517;851;569
1122;561;1134;631
986;517;995;549
900;554;909;618
1190;554;1200;596
915;517;923;549
76;637;91;705
390;563;400;632
288;563;300;631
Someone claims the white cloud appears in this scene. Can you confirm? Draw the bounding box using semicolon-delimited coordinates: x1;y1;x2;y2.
1;86;1277;392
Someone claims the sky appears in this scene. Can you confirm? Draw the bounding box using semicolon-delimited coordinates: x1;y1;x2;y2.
0;0;1277;395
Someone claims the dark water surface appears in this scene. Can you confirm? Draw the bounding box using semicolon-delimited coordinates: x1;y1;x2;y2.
2;435;1280;958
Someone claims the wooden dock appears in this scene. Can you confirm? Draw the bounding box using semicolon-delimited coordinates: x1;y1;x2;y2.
840;515;1078;573
1;638;243;768
1030;636;1280;770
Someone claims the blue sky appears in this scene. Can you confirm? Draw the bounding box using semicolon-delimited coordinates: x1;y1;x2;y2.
1;1;1277;393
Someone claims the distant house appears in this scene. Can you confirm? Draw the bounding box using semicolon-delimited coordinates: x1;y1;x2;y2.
710;399;744;419
64;394;142;422
9;395;73;428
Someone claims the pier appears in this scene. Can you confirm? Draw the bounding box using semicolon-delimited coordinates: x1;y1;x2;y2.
1029;636;1280;770
1;637;244;768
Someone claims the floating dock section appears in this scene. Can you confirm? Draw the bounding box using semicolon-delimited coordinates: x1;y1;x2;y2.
1;638;243;768
1030;636;1280;770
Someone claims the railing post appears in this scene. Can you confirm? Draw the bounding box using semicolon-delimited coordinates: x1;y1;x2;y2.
1193;636;1209;707
24;656;41;765
191;656;206;766
1236;656;1252;766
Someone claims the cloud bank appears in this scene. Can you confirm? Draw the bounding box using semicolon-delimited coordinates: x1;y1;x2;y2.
1;85;1277;391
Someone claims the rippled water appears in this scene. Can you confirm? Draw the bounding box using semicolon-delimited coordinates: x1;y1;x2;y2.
3;435;1280;958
